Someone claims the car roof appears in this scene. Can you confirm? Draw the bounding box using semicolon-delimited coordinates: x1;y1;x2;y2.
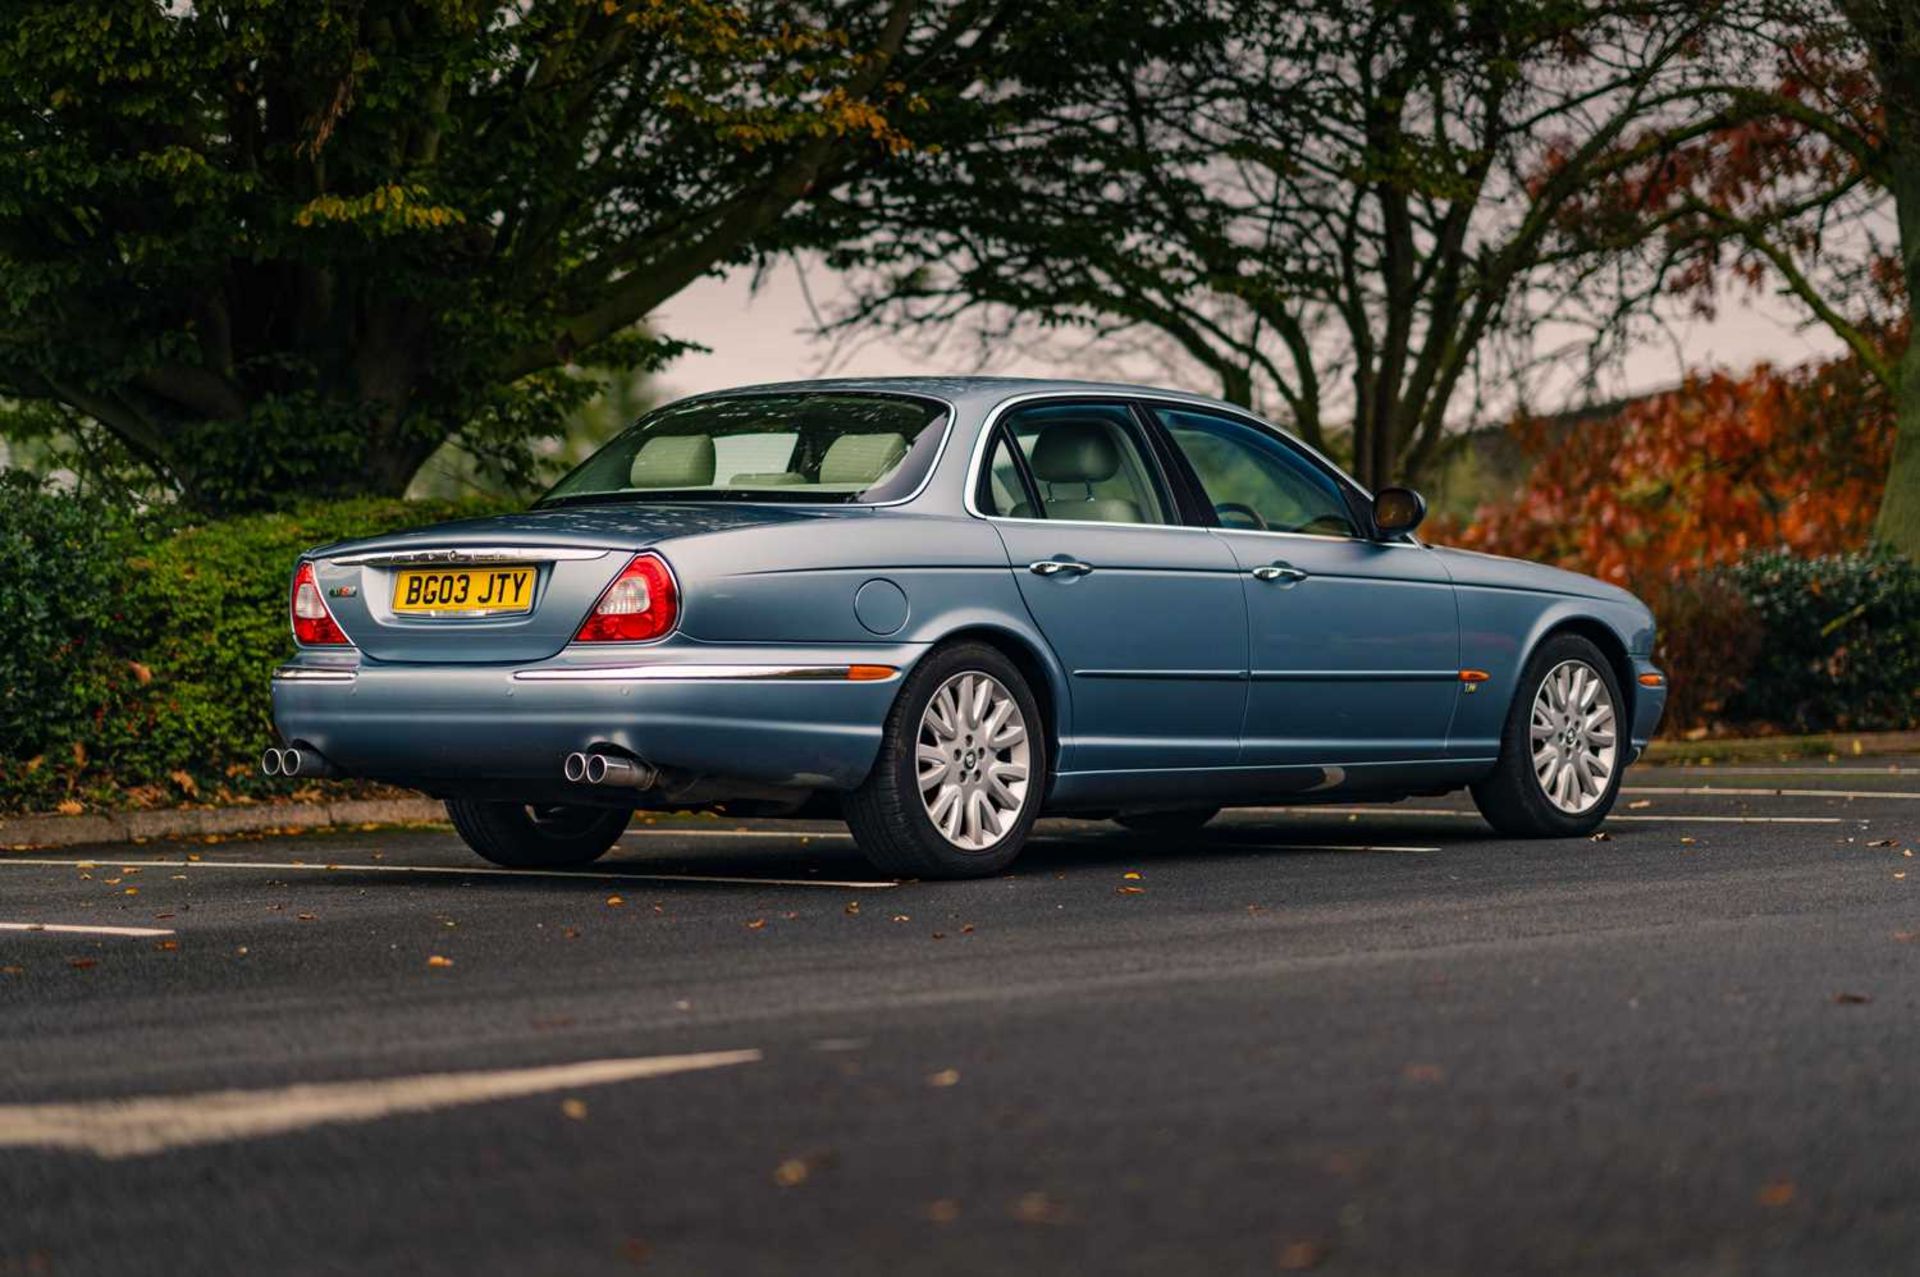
689;375;1248;414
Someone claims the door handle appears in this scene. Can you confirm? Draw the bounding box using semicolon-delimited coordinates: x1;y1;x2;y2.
1251;562;1308;583
1029;559;1094;577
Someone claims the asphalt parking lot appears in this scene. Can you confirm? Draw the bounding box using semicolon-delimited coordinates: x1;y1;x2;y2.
4;759;1918;1276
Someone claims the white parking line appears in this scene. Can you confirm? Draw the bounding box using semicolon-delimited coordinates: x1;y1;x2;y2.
0;922;176;938
0;858;899;890
1624;786;1920;801
1668;766;1920;776
1249;807;1848;825
0;1049;762;1159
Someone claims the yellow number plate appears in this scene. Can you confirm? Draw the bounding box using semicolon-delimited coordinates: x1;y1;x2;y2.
391;566;535;616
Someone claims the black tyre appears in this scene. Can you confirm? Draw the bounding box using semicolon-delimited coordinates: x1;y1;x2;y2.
445;799;629;868
1471;633;1627;837
1114;807;1221;834
844;641;1047;879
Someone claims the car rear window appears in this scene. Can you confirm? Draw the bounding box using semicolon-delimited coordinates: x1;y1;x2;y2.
538;393;949;508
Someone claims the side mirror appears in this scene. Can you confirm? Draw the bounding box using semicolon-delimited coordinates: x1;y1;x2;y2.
1373;486;1427;537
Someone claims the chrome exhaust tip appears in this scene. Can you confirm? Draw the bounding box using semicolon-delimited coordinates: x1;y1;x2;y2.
280;747;306;777
570;751;657;791
261;747;285;777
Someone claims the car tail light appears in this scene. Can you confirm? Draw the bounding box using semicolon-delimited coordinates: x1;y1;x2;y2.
574;553;678;643
290;561;351;646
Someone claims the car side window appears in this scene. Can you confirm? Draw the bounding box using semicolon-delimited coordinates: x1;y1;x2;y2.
978;430;1039;517
992;402;1172;526
1152;407;1360;538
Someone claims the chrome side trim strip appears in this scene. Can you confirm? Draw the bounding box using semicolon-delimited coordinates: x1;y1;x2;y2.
1075;668;1248;682
272;666;358;684
1248;669;1461;682
512;664;895;683
329;547;613;567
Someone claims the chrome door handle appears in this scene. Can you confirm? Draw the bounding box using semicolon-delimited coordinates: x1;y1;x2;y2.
1251;563;1308;583
1029;559;1094;577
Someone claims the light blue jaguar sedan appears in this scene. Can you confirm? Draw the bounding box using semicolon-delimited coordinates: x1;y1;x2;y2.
268;378;1666;878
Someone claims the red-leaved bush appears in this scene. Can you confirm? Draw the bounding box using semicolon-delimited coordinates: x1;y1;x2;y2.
1436;348;1897;728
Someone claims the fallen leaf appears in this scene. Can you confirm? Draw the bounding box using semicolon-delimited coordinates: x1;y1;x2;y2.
605;895;626;907
68;958;96;970
1277;1240;1329;1271
960;923;975;934
1010;1191;1067;1225
427;955;454;968
1590;832;1612;842
1867;838;1898;848
123;887;138;896
129;660;153;685
1679;837;1696;846
55;800;83;816
561;927;581;939
1115;885;1146;895
154;940;178;952
296;913;316;922
1122;871;1142;880
1833;991;1871;1005
1756;1180;1796;1208
745;918;767;930
927;1068;961;1088
2;965;24;976
774;1155;831;1187
891;914;911;923
844;901;861;916
560;1097;588;1120
1894;931;1917;944
1627;799;1652;809
925;1199;961;1225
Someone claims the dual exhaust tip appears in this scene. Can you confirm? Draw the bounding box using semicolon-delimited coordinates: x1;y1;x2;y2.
563;751;657;790
261;746;332;778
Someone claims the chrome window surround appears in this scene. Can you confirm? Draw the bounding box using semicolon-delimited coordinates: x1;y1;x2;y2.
959;388;1425;549
539;387;960;511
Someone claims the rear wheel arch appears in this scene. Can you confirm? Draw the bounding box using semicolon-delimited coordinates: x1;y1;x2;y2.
911;625;1064;791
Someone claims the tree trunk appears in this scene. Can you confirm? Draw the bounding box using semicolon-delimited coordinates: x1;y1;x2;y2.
1857;0;1920;555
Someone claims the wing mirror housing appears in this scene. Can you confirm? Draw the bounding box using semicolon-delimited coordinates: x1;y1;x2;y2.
1372;487;1427;537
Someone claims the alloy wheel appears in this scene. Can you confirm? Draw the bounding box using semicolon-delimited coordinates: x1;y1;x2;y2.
916;671;1032;851
1529;659;1618;814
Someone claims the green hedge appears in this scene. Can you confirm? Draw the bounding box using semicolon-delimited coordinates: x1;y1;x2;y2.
1716;550;1920;732
0;478;511;813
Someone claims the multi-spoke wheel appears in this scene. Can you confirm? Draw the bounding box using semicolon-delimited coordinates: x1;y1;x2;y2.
845;641;1047;878
915;670;1033;851
445;799;629;868
1528;660;1618;815
1472;634;1628;837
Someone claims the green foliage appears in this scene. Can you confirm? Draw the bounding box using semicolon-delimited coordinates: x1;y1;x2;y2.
0;0;1133;512
0;488;511;812
1717;551;1920;732
0;474;142;774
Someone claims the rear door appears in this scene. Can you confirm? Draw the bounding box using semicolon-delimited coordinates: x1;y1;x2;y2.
978;399;1248;773
1144;403;1460;766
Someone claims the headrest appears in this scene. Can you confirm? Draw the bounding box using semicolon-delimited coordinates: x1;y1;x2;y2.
1029;420;1121;484
728;471;806;486
819;433;908;485
629;434;714;488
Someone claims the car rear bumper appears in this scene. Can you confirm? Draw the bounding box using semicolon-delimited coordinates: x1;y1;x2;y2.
270;642;927;793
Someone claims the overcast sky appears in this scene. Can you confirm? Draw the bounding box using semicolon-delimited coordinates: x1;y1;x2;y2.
651;260;1848;418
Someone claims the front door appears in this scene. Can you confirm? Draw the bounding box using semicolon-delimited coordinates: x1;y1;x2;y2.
979;400;1249;774
1146;404;1460;766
